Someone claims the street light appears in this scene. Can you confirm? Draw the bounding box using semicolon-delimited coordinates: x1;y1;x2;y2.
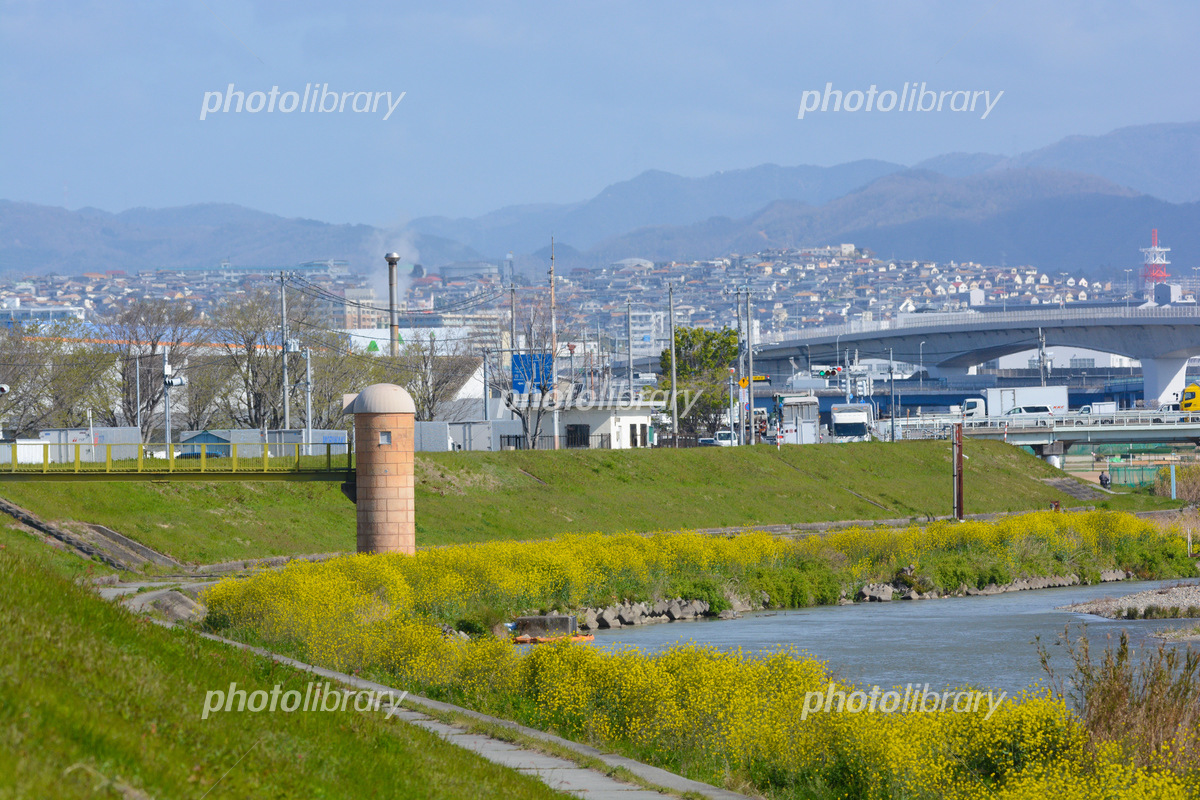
919;341;926;390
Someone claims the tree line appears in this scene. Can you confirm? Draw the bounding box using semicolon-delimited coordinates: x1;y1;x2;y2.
0;291;479;441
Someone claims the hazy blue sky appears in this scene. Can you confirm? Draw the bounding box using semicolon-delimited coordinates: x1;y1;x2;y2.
2;1;1197;225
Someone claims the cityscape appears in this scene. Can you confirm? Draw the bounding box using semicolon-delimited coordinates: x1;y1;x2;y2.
3;3;1200;799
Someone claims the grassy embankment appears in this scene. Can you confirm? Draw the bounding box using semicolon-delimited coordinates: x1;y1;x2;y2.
205;512;1200;799
0;546;566;799
0;439;1180;565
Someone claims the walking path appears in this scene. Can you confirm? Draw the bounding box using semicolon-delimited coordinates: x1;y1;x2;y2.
152;620;750;800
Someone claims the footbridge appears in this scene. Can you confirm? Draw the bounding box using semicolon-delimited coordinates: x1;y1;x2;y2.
755;306;1200;406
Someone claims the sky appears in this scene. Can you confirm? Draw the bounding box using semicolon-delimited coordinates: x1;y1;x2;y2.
1;1;1198;225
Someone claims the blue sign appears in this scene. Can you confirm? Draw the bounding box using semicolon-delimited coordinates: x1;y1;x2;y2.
512;353;553;393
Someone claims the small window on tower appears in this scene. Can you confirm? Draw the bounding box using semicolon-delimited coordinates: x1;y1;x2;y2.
379;431;392;446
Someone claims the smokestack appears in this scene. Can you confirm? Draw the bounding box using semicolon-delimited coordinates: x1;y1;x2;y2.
385;252;400;357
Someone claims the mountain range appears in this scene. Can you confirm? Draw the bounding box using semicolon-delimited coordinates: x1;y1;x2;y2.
2;120;1198;278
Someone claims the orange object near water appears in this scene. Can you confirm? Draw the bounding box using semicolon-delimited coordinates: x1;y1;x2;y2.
512;633;595;645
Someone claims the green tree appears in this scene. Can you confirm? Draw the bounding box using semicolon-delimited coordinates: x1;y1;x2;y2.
658;327;739;435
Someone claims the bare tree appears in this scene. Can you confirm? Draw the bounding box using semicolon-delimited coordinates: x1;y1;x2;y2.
0;320;115;434
92;298;202;440
485;293;561;448
386;330;480;421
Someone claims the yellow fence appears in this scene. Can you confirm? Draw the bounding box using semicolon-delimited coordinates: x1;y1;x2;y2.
2;442;355;481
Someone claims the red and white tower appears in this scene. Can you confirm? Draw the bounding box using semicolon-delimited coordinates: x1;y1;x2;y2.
1140;228;1171;290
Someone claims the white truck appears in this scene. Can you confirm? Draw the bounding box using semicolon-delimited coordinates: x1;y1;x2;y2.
1077;401;1118;415
828;403;873;442
933;386;1069;422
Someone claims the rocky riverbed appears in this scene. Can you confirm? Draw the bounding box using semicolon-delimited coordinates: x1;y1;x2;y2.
1063;580;1200;619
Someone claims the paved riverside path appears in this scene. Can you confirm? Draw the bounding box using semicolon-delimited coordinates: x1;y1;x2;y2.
152;620;750;800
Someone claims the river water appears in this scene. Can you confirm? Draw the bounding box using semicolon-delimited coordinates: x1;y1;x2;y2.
589;578;1200;693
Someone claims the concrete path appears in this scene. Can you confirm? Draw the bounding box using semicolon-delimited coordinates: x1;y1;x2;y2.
150;621;750;800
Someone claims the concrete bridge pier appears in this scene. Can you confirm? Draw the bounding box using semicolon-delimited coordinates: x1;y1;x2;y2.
1033;441;1064;469
1140;356;1190;408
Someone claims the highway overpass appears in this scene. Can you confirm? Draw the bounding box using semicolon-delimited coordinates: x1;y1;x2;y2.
755;306;1200;407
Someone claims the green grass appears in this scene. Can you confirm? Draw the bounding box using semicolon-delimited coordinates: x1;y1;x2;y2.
409;439;1179;545
0;521;117;582
0;480;355;565
0;549;567;799
0;440;1181;563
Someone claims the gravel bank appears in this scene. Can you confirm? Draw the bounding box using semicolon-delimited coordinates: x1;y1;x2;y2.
1063;580;1200;619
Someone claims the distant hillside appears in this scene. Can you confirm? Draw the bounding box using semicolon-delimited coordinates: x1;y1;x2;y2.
409;160;904;255
1002;121;1200;203
4;120;1198;276
913;122;1200;203
584;168;1200;271
0;201;481;275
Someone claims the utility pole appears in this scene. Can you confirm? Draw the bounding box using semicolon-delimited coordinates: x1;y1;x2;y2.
304;347;313;456
482;349;490;421
550;239;559;450
162;351;185;452
626;300;634;392
734;289;744;444
669;282;678;447
1038;327;1047;387
889;347;896;443
280;271;290;430
728;370;736;442
745;288;754;444
163;351;170;449
509;284;517;354
134;356;141;441
386;253;401;358
952;422;965;520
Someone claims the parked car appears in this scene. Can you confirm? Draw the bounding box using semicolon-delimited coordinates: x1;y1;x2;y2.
713;430;738;446
697;437;718;447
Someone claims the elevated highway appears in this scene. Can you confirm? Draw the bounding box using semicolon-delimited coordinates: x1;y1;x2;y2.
755;306;1200;407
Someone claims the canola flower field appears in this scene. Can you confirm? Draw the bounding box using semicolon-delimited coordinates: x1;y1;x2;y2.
204;512;1200;799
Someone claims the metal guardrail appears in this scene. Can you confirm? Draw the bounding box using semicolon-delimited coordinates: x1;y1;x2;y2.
759;305;1200;345
891;410;1200;434
0;442;355;481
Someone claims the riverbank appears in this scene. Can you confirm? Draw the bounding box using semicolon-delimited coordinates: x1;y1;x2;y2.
201;511;1200;799
0;439;1179;564
1064;580;1200;619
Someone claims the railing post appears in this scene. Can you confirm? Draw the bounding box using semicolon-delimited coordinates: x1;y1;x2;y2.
201;446;206;473
168;442;175;473
42;443;48;473
326;443;331;471
232;442;238;473
10;442;15;473
295;442;300;471
263;441;269;472
105;444;112;473
74;443;80;473
137;443;143;472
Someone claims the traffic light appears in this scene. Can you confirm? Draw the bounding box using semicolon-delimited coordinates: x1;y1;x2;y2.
814;366;843;378
0;384;8;394
164;376;187;388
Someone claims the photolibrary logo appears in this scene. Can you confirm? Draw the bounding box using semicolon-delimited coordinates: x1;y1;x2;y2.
200;84;406;120
798;82;1003;120
800;683;1008;720
200;681;407;719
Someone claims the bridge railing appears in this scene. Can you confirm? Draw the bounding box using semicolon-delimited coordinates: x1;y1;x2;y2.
891;409;1199;435
758;305;1200;345
0;442;356;475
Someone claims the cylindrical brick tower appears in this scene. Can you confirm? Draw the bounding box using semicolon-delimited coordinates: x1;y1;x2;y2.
347;383;416;554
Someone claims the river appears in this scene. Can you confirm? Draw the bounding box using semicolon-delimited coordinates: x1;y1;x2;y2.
589;578;1200;693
